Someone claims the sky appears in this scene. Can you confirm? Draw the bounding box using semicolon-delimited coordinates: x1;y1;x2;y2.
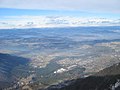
0;0;120;18
0;0;119;12
0;0;120;29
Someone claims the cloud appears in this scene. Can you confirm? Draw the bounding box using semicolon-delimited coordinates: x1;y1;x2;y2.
0;0;120;13
0;16;120;29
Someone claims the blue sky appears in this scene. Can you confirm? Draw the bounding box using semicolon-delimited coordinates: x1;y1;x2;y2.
0;0;120;19
0;8;120;19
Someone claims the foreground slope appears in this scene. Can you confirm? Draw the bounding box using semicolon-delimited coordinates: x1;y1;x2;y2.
0;53;29;89
46;62;120;90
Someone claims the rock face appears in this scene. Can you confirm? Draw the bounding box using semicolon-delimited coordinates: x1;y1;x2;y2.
46;63;120;90
0;53;29;89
